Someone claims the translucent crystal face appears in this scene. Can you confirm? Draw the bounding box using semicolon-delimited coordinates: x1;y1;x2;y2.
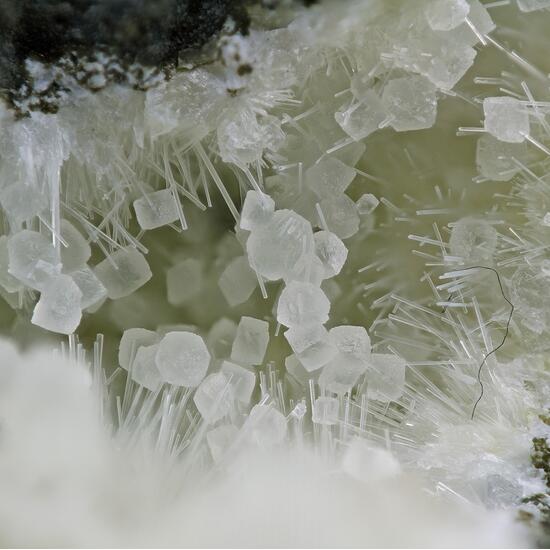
69;266;107;310
335;91;387;141
483;97;530;143
119;328;159;371
31;274;82;335
220;361;256;404
130;344;162;392
318;354;365;395
277;281;330;328
312;396;339;425
193;373;233;423
426;0;470;31
94;247;152;300
133;189;179;230
246;405;287;447
8;230;61;291
313;230;348;279
318;196;359;240
156;331;211;387
285;324;337;372
329;325;371;365
381;75;437;132
449;217;498;262
365;353;406;402
240;190;275;231
305;158;356;200
218;256;258;307
230;316;269;366
246;209;315;281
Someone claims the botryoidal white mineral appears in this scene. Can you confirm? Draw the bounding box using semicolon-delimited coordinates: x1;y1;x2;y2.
0;0;549;547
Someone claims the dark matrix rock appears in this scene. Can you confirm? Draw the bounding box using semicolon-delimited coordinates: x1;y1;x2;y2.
0;0;250;92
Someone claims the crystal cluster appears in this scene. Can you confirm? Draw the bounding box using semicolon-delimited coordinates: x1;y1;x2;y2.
0;0;549;546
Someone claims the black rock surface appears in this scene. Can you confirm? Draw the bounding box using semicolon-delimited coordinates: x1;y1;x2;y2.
0;0;250;92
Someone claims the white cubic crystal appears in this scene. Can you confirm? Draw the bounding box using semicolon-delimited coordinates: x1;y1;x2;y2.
218;109;284;166
426;0;470;31
60;220;91;273
319;195;360;240
156;331;211;387
283;254;325;287
206;318;237;359
31;274;82;335
335;91;387;141
476;134;527;182
218;256;258;307
466;0;496;36
342;438;401;484
449;217;498;261
130;344;162;392
220;360;256;404
193;373;233;423
285;323;327;354
285;324;337;372
314;230;348;279
94;246;152;299
483;97;529;143
517;0;550;11
8;230;61;290
318;354;366;395
230;316;269;366
240;190;275;231
382;75;437;133
166;258;203;306
133;189;179;230
305;158;356;200
277;281;330;328
312;396;339;426
329;325;371;366
207;424;239;462
285;354;312;384
247;404;287;447
118;327;159;370
426;43;476;89
69;266;107;309
0;236;22;293
246;209;315;281
356;193;379;216
366;353;407;402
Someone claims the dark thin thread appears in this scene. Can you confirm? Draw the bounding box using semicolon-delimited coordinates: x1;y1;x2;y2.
440;266;514;420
